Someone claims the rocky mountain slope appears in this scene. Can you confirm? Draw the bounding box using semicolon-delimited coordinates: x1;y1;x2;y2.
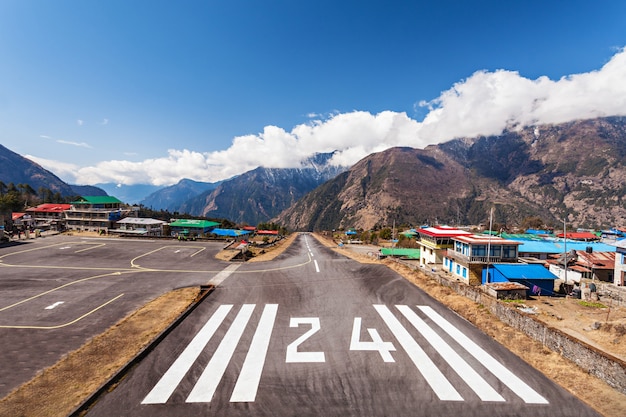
140;179;219;211
275;117;626;231
180;153;347;225
0;144;77;196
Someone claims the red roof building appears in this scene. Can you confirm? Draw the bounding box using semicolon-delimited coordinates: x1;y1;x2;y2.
554;231;599;241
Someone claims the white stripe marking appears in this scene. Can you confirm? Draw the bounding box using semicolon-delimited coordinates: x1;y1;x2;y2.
230;304;278;402
418;305;549;404
187;304;256;403
209;263;241;286
314;260;320;273
374;305;463;401
397;305;504;402
141;304;233;404
45;301;64;310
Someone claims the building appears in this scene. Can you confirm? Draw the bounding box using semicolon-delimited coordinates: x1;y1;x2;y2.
26;203;72;231
483;264;558;297
113;217;165;236
516;239;615;261
169;219;220;237
65;196;128;232
613;240;626;286
416;226;472;268
443;233;521;285
547;249;616;283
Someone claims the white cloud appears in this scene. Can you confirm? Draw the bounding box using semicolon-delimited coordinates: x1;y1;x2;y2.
25;155;81;183
100;118;109;125
57;140;92;148
34;47;626;187
76;119;84;126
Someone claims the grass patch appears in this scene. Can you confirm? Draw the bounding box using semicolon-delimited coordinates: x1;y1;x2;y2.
578;300;607;309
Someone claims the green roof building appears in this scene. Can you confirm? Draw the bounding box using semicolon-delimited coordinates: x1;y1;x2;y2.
169;219;220;236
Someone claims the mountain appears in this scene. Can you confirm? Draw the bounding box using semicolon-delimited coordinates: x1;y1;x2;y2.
70;185;108;197
0;144;76;196
275;117;626;231
180;153;347;225
140;179;219;211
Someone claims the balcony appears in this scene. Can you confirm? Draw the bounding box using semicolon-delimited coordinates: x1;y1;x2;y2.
445;250;516;265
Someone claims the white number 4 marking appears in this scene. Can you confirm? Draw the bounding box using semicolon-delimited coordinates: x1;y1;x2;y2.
350;317;396;362
286;318;326;363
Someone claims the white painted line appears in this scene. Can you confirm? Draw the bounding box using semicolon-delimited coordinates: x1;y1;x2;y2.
45;301;65;310
141;304;233;404
187;304;256;403
397;305;504;402
374;304;463;401
418;305;549;404
174;250;181;253
230;304;279;402
314;260;320;273
208;263;241;286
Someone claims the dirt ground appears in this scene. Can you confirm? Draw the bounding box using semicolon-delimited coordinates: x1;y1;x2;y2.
2;232;625;417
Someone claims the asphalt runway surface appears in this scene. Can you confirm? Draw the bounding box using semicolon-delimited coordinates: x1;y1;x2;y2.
0;235;233;398
79;234;601;417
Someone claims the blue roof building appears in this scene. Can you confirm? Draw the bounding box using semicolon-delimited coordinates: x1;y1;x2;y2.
483;263;558;296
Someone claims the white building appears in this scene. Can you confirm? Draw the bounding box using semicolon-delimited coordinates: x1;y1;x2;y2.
613;239;626;286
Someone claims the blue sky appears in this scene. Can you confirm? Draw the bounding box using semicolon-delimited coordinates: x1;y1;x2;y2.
1;0;626;186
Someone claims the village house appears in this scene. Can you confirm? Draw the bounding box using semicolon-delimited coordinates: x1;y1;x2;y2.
546;248;616;284
25;203;72;231
442;233;521;285
64;196;129;232
613;239;626;286
112;217;166;236
416;226;472;269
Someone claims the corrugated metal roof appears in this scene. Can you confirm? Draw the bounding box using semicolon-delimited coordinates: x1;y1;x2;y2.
380;248;421;258
492;263;557;280
169;219;220;228
116;217;165;225
71;196;123;204
418;226;472;238
26;203;72;213
517;240;616;254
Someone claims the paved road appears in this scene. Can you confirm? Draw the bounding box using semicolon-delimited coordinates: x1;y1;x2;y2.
0;235;232;397
85;234;601;417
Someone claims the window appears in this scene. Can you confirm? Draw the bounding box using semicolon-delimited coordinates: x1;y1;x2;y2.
462;267;467;278
456;265;460;275
503;245;517;258
472;245;486;256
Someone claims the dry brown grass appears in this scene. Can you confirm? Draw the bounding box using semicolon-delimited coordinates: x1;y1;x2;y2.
0;287;201;417
312;233;626;417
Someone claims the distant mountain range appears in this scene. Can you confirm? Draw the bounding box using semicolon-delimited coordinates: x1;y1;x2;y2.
4;117;626;230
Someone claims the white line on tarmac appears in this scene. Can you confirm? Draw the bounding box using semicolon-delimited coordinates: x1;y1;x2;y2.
374;304;463;401
141;304;233;404
187;304;256;403
230;304;279;402
418;305;549;404
397;305;504;402
208;263;241;286
44;301;65;310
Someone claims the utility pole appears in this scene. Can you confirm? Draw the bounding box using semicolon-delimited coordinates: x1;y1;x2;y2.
486;207;494;284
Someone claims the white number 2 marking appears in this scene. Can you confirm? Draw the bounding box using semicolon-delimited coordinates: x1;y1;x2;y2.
350;317;396;362
286;317;326;363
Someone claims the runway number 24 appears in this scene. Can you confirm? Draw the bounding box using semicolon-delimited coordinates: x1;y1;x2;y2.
285;317;396;363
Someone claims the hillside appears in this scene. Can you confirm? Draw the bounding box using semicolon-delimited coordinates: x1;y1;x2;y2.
180;158;346;225
0;144;76;196
275;117;626;231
